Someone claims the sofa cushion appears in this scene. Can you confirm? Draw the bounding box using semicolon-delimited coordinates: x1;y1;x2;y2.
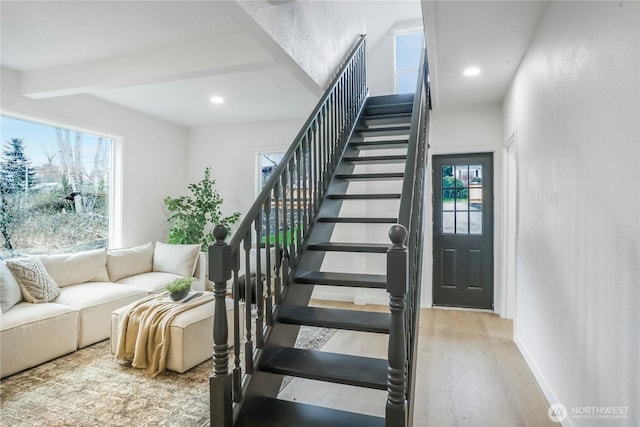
6;257;60;303
153;242;200;277
0;301;79;378
54;282;147;348
40;249;109;287
107;242;154;282
0;261;23;312
116;271;183;294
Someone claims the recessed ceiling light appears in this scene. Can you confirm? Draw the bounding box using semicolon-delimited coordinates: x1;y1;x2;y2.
209;96;224;105
463;67;481;77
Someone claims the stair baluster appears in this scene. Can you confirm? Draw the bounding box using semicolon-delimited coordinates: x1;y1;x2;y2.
242;231;254;374
272;181;282;306
263;196;273;326
209;225;233;427
254;214;264;349
386;224;408;427
231;248;242;402
288;159;296;264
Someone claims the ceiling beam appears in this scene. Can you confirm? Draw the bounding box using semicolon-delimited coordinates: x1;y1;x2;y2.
21;31;274;99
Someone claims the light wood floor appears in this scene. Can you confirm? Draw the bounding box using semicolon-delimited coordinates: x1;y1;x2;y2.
278;300;554;426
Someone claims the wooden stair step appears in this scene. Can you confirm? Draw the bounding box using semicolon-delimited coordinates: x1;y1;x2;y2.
336;172;404;181
350;140;408;150
327;193;401;200
278;304;391;334
260;346;388;390
235;395;384;427
294;271;386;288
307;242;389;253
317;216;397;224
342;154;407;164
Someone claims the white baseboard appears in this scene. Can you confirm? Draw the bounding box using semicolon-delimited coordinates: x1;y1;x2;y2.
514;333;574;427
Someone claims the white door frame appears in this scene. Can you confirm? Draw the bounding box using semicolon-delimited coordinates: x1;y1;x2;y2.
500;131;518;319
422;145;501;311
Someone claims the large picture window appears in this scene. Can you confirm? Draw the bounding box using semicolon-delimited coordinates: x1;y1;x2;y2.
0;115;114;259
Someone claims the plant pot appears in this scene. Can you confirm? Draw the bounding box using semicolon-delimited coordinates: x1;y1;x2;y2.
170;288;190;301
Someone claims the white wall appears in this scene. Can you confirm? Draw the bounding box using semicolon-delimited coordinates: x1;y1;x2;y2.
426;104;504;310
1;66;189;247
186;118;304;231
503;2;639;425
238;1;365;89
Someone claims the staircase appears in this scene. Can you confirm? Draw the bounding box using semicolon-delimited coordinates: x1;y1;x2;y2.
208;35;429;427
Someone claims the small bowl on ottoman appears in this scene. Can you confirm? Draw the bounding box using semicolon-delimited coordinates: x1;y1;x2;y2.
166;277;194;301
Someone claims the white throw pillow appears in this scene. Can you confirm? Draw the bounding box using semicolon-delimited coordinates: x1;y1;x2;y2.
107;242;154;281
153;242;200;278
39;248;109;287
0;261;24;312
6;257;60;303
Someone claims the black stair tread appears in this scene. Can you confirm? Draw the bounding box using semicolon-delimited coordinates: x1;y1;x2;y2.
236;395;384;427
366;93;414;105
336;172;404;180
356;124;411;131
294;271;387;288
317;216;398;223
278;304;391;334
361;114;412;127
362;111;413;120
343;154;407;164
365;102;413;116
350;140;408;150
307;242;389;253
327;193;401;200
260;346;388;390
355;128;411;137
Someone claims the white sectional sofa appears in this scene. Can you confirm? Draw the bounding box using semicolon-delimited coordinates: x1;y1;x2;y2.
0;242;206;378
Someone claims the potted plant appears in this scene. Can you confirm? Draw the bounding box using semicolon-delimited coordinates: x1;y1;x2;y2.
164;167;241;252
166;277;194;301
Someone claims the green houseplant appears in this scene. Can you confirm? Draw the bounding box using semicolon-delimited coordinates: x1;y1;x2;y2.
166;277;194;301
164;167;240;252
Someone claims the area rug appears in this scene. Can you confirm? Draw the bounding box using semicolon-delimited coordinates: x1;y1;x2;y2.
0;326;335;427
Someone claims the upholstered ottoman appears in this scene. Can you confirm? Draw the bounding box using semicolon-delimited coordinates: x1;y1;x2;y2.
110;293;236;374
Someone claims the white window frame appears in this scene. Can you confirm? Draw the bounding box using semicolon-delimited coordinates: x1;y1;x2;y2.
255;150;286;198
393;28;424;94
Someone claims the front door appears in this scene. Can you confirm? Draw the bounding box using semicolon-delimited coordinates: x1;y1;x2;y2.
432;153;493;309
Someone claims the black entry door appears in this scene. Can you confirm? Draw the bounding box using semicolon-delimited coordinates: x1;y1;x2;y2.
432;153;493;309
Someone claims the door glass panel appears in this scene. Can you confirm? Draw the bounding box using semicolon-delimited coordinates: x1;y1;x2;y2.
442;166;454;188
455;191;468;211
470;211;482;234
469;165;483;184
442;163;484;235
442;212;454;234
442;190;455;211
456;211;468;234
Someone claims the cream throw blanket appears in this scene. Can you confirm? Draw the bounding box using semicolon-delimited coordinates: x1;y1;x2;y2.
115;291;215;377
